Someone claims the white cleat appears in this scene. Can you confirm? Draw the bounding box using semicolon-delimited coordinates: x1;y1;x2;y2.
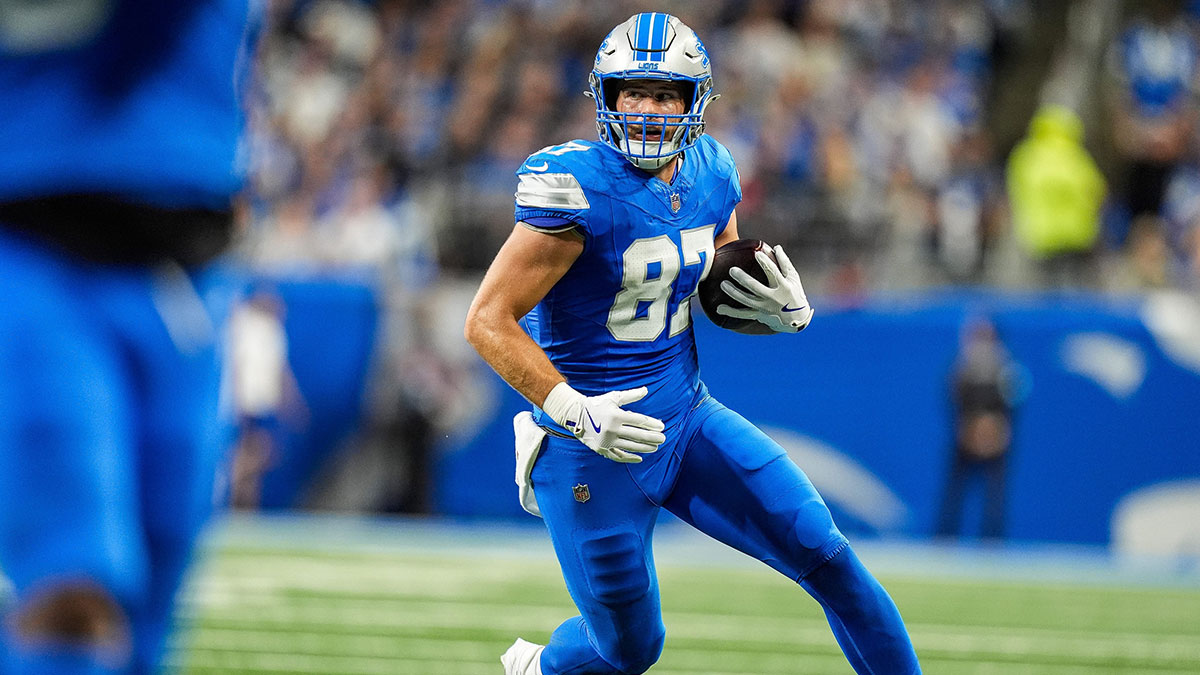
501;638;545;675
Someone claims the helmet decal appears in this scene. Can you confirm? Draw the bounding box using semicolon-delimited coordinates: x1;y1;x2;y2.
693;35;710;68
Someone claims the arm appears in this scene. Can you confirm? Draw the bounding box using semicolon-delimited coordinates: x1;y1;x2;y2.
465;224;665;462
714;209;741;249
464;224;581;406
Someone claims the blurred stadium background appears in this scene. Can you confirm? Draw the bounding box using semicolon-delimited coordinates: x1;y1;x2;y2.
66;0;1200;671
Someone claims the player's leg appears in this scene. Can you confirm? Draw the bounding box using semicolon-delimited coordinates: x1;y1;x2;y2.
121;265;227;672
934;450;970;537
663;398;920;673
520;433;665;675
800;545;919;673
980;454;1008;539
0;236;146;674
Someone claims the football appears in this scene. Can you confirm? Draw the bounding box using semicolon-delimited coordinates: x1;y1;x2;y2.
698;238;776;335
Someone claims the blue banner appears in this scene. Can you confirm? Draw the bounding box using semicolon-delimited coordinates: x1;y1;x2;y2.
436;289;1200;546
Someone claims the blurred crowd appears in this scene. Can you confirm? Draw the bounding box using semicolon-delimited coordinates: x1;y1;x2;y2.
234;0;1200;296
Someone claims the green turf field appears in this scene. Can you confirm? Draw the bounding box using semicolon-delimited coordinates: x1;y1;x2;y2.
172;517;1200;674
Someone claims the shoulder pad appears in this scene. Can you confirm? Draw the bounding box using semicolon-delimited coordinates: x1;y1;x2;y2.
694;134;738;180
519;140;606;175
516;172;590;210
516;140;606;211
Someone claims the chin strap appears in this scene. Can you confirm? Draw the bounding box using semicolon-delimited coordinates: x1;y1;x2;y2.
627;152;678;171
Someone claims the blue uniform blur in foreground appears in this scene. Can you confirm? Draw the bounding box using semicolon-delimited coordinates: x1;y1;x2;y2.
0;1;251;209
0;1;254;672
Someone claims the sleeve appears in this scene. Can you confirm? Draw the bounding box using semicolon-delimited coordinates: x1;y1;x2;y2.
514;156;592;235
520;216;576;232
714;164;743;240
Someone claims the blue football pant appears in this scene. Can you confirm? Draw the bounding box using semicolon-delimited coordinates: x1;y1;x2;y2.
530;395;919;674
0;232;227;674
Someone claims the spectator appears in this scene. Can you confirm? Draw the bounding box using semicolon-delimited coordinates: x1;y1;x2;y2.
1160;160;1200;290
227;287;307;509
934;129;1005;283
1006;104;1107;286
1107;0;1198;229
937;315;1024;540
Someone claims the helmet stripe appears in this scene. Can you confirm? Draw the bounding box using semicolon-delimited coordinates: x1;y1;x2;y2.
631;13;670;63
651;13;667;62
634;13;651;61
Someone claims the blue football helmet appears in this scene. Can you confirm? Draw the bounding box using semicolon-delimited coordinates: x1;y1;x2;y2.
588;13;717;171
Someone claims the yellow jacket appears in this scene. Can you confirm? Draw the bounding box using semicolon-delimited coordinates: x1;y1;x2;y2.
1006;105;1107;257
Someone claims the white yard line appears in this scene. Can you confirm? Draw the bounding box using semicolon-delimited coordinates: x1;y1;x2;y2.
181;591;1200;664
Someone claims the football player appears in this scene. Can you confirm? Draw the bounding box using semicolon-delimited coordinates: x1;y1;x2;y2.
465;12;922;675
0;2;256;673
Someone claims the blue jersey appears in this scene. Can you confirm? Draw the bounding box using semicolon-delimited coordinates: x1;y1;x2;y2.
513;136;741;432
0;3;255;671
1116;20;1198;115
0;0;255;209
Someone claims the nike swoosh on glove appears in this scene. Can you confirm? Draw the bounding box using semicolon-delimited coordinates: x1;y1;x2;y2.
540;383;666;463
716;244;814;333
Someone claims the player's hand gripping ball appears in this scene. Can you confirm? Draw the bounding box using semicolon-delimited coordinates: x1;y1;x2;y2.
698;239;778;335
699;239;814;334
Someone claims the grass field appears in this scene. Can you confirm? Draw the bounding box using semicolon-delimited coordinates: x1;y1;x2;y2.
171;516;1200;674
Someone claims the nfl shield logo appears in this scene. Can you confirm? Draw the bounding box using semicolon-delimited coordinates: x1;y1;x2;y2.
670;192;681;212
572;483;591;503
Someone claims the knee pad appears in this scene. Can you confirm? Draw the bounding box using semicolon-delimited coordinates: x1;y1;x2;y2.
791;497;839;551
12;583;129;651
580;532;651;606
618;625;665;674
595;620;665;675
578;532;665;672
804;545;882;616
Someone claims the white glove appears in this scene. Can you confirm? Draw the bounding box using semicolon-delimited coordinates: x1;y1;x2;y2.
541;383;665;463
716;245;814;333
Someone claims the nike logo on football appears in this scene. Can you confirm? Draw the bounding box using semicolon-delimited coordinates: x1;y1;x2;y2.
782;304;809;313
524;161;549;172
586;410;601;433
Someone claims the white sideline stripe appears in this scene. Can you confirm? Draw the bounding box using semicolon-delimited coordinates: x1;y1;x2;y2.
184;585;1200;650
187;630;496;658
201;546;1200;595
181;595;1200;663
187;559;565;604
200;556;562;583
179;651;499;675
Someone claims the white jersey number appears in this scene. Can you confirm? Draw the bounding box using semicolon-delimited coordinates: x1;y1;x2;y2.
606;225;715;342
534;140;591;157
